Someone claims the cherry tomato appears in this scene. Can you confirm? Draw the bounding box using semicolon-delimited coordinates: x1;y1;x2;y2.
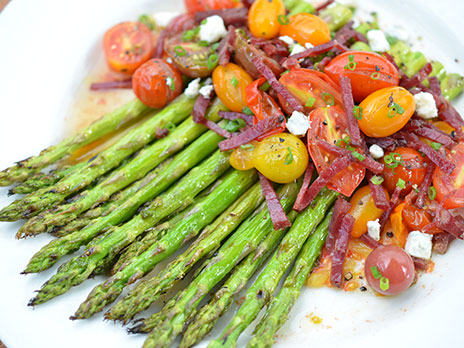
402;197;442;234
132;58;183;108
381;147;427;196
349;185;389;238
248;0;285;39
325;51;400;102
365;245;415;296
307;106;366;197
103;22;154;75
358;86;415;138
278;69;343;114
253;133;309;183
230;142;256;171
185;0;241;13
212;63;253;112
279;13;331;46
433;142;464;209
433;120;456;136
385;203;408;248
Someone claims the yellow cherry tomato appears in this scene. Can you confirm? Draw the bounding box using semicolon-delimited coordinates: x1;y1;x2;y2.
230;143;256;170
248;0;285;39
358;86;415;138
349;185;389;238
253;133;308;183
279;13;331;46
212;63;253;112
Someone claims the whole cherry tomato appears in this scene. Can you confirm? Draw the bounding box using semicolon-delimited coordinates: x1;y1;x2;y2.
279;13;331;46
325;51;400;102
132;58;183;108
248;0;285;39
103;22;154;74
185;0;241;13
358;86;415;138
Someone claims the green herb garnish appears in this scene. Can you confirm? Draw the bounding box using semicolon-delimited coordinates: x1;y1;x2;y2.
284;147;294;165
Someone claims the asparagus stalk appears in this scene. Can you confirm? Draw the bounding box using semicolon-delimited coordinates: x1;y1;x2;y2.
0;98;151;186
180;210;299;348
106;182;264;323
27;150;231;306
0;93;195;222
128;183;300;348
23;125;225;274
208;188;338;348
73;169;257;319
247;210;333;348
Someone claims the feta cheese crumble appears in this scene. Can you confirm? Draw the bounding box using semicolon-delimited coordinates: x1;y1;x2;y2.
286;111;310;136
166;57;173;64
367;219;381;241
369;144;384;159
367;30;390;52
304;42;314;49
199;15;227;43
290;44;306;56
185;78;201;98
414;92;438;119
152;11;180;27
279;36;295;46
199;84;214;98
166;77;174;89
405;231;433;259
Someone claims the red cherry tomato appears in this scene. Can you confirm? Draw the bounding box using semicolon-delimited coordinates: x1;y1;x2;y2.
307;106;365;197
132;58;183;108
433;143;464;209
103;22;154;75
402;194;442;234
325;51;400;102
185;0;241;13
365;245;415;296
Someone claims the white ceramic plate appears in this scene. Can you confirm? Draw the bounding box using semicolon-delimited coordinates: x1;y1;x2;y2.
0;1;463;347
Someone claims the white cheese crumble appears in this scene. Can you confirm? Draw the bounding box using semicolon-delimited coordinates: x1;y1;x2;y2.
166;57;173;64
184;78;201;98
199;84;214;98
199;15;227;43
414;92;438;119
304;42;314;49
367;219;381;241
166;77;174;89
386;24;409;42
204;77;213;85
286;111;310;136
369;144;384;159
405;231;433;259
290;43;306;56
152;11;180;27
279;36;295;46
367;30;390;52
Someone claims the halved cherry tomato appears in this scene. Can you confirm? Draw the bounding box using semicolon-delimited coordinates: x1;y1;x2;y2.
185;0;241;13
349;185;389;238
402;195;441;234
278;69;343;114
279;13;331;46
433;142;464;209
246;78;286;140
212;63;253;112
230;142;257;170
103;22;154;75
381;147;427;196
358;86;415;138
307;106;366;196
325;51;400;102
248;0;285;39
365;245;415;296
386;203;409;248
132;58;183;108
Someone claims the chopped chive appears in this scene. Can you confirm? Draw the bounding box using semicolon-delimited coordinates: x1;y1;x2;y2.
371;266;382;279
237;28;246;37
428;186;437;200
165;121;176;131
380;276;390;291
240;143;255;150
396;178;406;189
431;142;442;151
181;30;195;41
174;45;186;56
321;92;335;106
258;81;271;92
207;53;219;70
371;72;380;80
193;26;201;35
344;54;357;71
137;14;156;30
305;97;316;107
387;102;405;118
201;19;207;25
353;105;363;120
277;14;290;25
224;118;246;132
283;146;294;165
280;70;290;76
352;151;365;161
197;40;209;47
231;77;239;88
211;42;220;51
242;106;254;115
370;175;384;185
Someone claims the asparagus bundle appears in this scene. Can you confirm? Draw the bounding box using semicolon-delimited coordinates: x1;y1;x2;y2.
28;150;231;306
208;188;338;348
0;93;195;222
0;98;151;186
247;210;333;348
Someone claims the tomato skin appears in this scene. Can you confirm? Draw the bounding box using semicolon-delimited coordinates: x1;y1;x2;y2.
103;22;154;75
278;69;343;114
279;13;331;46
349;185;389;238
365;245;415;296
307;106;366;197
230;142;256;170
402;199;441;234
325;51;400;102
132;59;183;108
248;0;285;39
385;203;409;248
212;63;253;112
185;0;241;13
381;147;427;196
434;143;464;209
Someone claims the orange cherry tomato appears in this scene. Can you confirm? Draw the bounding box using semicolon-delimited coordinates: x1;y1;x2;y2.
212;63;253;112
349;185;389;238
132;58;183;108
381;147;427;196
248;0;285;39
434;142;464;209
279;13;331;46
307;106;365;197
103;22;154;75
381;203;408;248
358;86;415;138
325;51;400;103
230;142;257;170
402;196;441;234
278;69;343;114
185;0;241;13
